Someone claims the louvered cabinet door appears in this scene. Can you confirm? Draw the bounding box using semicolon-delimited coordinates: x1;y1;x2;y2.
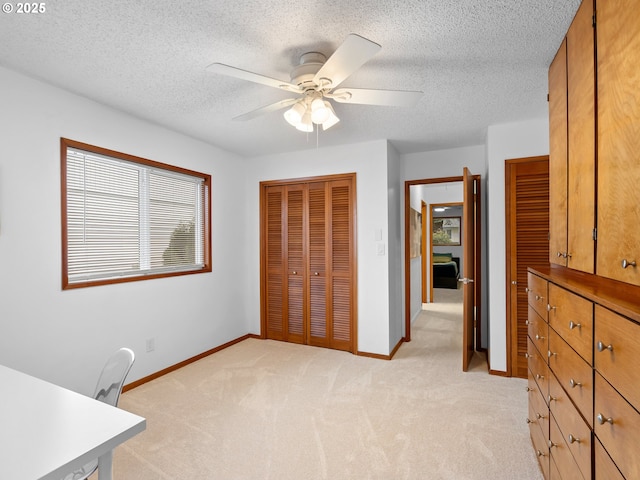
285;184;306;344
264;186;285;340
308;181;329;346
548;39;568;267
596;0;640;286
329;179;355;352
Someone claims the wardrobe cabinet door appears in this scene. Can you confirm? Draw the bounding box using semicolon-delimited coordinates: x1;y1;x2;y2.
566;0;595;273
596;0;640;286
548;39;568;267
308;182;328;345
285;185;306;343
264;186;285;340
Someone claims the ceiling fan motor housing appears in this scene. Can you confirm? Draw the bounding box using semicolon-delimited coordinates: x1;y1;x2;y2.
290;52;328;91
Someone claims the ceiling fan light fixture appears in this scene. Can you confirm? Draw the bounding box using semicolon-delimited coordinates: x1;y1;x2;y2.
311;97;330;124
284;101;306;127
296;110;314;132
321;101;340;130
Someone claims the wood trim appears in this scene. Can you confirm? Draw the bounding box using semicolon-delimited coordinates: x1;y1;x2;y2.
421;201;427;303
60;137;213;290
489;369;510;377
430;202;464;303
122;334;261;392
357;337;404;360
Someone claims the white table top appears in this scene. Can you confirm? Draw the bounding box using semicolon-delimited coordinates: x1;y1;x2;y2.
0;364;146;480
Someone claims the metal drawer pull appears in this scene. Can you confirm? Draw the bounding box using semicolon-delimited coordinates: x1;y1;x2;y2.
536;450;546;457
597;413;614;425
548;350;557;358
548;440;558;449
524;353;530;359
526;386;532;392
548;395;557;403
567;434;580;444
525;320;530;326
547;304;556;312
597;341;613;352
525;287;531;293
621;259;637;269
569;321;581;330
536;413;546;420
535;295;544;301
535;374;544;380
569;378;582;389
535;334;545;341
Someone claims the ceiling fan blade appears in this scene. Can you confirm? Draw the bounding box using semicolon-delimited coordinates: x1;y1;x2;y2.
206;63;302;93
232;98;300;121
313;34;381;89
331;87;423;107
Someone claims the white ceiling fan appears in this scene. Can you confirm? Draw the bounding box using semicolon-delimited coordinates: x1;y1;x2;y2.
206;34;423;132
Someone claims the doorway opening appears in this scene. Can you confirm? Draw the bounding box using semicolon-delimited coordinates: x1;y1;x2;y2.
404;172;482;371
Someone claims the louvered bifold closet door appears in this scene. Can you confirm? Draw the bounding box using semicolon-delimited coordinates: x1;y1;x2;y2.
285;184;306;344
329;179;354;352
265;186;285;340
308;182;329;346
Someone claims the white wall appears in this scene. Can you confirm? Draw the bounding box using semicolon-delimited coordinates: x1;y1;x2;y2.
243;139;393;356
387;143;404;350
486;118;549;372
0;66;248;394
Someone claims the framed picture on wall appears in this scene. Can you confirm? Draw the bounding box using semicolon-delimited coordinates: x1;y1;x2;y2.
410;208;422;258
432;216;461;246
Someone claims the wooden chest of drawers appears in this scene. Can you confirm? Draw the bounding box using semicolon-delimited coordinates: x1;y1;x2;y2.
527;266;640;479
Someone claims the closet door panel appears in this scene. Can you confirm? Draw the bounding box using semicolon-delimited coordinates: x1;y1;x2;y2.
286;185;305;343
330;180;354;350
309;182;328;344
265;187;285;340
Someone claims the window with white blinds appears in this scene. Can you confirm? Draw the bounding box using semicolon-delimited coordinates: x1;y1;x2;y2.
61;138;211;289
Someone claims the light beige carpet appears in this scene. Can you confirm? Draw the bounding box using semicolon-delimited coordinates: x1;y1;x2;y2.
109;290;542;479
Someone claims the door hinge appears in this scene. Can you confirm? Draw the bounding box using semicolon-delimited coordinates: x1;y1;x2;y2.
546;93;549;102
593;228;597;241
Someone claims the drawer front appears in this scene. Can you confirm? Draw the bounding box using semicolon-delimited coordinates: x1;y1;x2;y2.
594;305;640;408
549;382;591;480
549;415;585;480
550;455;562;480
548;283;593;364
528;305;549;357
528;272;548;321
595;373;640;480
595;437;625;480
548;328;593;425
530;411;550;480
528;336;549;398
528;381;550;440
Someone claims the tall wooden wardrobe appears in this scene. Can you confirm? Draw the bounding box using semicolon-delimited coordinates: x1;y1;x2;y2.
260;173;357;353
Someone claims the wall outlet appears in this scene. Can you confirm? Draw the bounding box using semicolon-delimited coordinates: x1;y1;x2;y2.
146;337;155;352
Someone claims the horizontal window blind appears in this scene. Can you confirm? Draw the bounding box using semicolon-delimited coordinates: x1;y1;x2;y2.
62;140;210;287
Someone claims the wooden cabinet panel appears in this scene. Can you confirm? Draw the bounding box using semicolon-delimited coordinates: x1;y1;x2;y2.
528;305;548;357
596;0;640;286
530;412;550;480
547;283;593;364
565;0;595;273
527;272;549;321
528;336;549;399
549;415;584;480
548;328;593;426
528;380;549;440
594;305;640;408
548;39;568;267
595;437;625;480
595;372;640;480
549;381;591;480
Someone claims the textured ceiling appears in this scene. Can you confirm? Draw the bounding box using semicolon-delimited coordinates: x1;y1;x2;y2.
0;0;580;158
